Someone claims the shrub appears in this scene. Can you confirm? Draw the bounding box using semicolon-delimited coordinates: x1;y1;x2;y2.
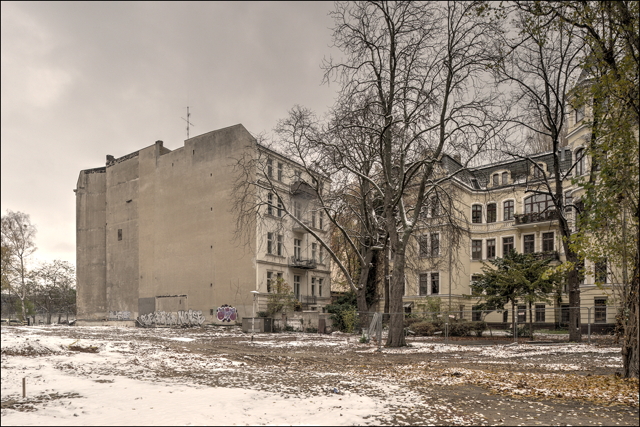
469;321;487;337
326;291;358;333
411;321;440;336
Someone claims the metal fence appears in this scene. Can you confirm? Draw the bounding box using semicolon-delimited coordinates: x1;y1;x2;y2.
354;305;621;345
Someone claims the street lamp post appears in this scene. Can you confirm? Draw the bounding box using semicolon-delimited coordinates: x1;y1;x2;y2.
250;291;259;334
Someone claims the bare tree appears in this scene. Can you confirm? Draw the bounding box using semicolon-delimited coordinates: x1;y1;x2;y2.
1;210;37;322
490;3;586;341
33;260;76;324
322;1;502;346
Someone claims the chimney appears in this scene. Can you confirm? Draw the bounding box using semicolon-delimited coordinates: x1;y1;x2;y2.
106;155;115;165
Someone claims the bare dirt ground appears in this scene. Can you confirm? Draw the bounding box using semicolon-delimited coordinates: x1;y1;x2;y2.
2;325;638;426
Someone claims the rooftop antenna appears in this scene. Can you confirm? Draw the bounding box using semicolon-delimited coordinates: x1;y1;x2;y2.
182;106;195;139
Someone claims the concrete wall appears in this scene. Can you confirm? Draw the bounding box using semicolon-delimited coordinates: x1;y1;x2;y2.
76;168;107;320
76;124;259;324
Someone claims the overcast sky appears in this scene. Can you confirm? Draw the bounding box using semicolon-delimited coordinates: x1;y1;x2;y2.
1;2;339;267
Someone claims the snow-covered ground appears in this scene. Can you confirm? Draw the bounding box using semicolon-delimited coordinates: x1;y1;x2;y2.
1;327;383;426
1;325;637;426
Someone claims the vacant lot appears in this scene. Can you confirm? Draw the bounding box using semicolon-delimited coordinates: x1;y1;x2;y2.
1;325;638;426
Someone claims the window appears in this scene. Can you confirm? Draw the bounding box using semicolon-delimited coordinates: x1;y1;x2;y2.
267;232;273;254
210;309;214;316
523;234;535;254
502;172;509;185
419;273;428;296
517;305;526;323
459;305;465;319
294;200;301;219
319;246;324;264
419;236;429;257
535;304;545;322
267;193;274;215
502;236;514;256
575;106;585;123
486;239;496;259
564;191;573;213
487;203;496;223
471;275;482;294
524;194;554;214
117;229;122;241
266;272;272;293
311;243;317;261
503;310;508;323
311;210;317;228
471;179;480;189
429;196;440;217
318;278;323;297
277;234;283;256
542;232;554;252
492;174;499;186
267;158;273;178
594;298;607;323
430;233;440;257
472;205;482;223
561;304;570;325
595;259;607;284
293;275;300;299
503;200;514;221
472;240;482;260
311;277;316;296
277;197;283;217
319;211;324;229
533;163;544;178
431;273;439;295
277;162;283;181
472;305;482;321
294;239;301;259
575;148;585;176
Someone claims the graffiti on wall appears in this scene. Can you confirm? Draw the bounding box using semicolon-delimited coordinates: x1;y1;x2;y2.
137;310;206;327
216;305;237;322
108;311;131;320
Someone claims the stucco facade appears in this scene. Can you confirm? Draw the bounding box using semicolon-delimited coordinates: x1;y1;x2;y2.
395;107;617;329
76;124;331;326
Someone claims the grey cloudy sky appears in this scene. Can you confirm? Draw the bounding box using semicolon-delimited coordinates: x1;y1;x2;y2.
1;1;338;267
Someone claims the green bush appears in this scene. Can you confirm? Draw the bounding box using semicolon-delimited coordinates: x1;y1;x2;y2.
326;292;358;333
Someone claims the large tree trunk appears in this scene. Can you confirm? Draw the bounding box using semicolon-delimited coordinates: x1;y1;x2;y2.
356;250;374;314
386;248;407;347
622;260;639;378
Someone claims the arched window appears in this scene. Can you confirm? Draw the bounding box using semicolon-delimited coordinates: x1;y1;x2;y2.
524;194;554;214
487;203;497;223
503;200;514;220
472;205;483;223
501;172;509;185
492;174;499;186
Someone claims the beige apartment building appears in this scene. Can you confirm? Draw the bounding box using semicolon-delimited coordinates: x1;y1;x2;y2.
397;106;617;330
75;124;331;326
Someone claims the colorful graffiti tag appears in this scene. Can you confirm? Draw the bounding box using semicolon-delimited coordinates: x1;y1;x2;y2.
137;310;206;327
216;305;237;322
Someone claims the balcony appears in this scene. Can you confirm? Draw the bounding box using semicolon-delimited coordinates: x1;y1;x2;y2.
292;220;311;233
290;180;317;199
289;256;317;270
531;251;560;261
514;209;559;226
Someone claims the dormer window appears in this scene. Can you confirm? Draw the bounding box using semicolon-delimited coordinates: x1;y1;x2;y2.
501;172;509;185
533;163;545;178
471;179;480;190
492;174;499;187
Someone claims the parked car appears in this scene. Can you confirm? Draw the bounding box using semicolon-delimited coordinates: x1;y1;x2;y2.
8;319;26;326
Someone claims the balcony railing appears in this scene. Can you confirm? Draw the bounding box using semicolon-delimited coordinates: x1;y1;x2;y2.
531;251;560;261
290;180;317;199
514;209;559;225
289;256;317;270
